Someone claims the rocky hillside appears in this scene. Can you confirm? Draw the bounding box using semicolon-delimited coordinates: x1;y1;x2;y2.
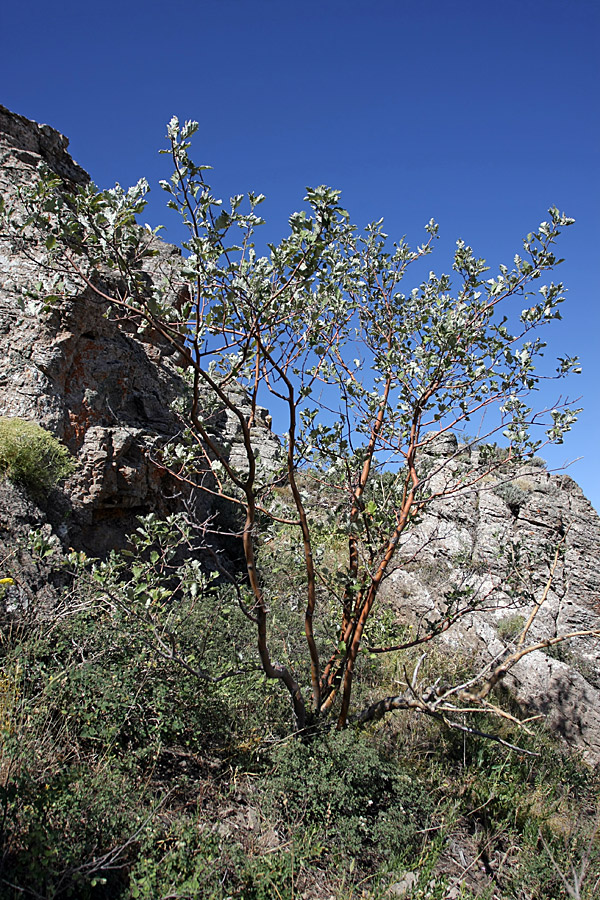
0;105;599;763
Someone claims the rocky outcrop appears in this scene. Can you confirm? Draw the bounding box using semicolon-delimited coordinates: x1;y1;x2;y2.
0;105;280;553
383;435;600;763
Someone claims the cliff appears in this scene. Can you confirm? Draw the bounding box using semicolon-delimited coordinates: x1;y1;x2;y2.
0;105;279;555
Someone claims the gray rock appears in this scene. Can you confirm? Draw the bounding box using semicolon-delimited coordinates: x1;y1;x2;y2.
387;871;418;897
0;480;69;617
381;443;600;763
0;104;281;554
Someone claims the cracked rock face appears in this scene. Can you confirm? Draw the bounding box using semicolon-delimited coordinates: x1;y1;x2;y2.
0;106;188;551
382;437;600;763
0;105;280;554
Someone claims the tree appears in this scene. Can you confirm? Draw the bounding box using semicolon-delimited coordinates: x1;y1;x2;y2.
6;117;593;746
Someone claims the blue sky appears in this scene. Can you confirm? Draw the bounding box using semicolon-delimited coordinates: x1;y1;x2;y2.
2;0;599;508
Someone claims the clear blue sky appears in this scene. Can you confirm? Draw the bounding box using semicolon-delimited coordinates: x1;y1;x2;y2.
2;0;599;508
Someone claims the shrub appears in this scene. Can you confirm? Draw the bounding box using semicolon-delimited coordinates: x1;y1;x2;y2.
0;417;75;496
493;480;530;515
263;730;435;864
530;455;547;468
497;613;526;642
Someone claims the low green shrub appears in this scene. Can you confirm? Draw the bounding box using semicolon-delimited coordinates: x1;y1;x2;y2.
263;729;435;865
129;820;323;900
0;756;142;899
2;508;599;899
0;417;75;496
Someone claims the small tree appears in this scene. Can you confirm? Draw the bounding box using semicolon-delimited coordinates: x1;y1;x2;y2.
6;118;594;743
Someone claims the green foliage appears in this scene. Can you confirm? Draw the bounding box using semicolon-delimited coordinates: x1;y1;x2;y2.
264;729;435;863
440;731;600;900
0;578;268;896
1;755;144;899
1;537;599;898
0;417;75;496
129;820;322;900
